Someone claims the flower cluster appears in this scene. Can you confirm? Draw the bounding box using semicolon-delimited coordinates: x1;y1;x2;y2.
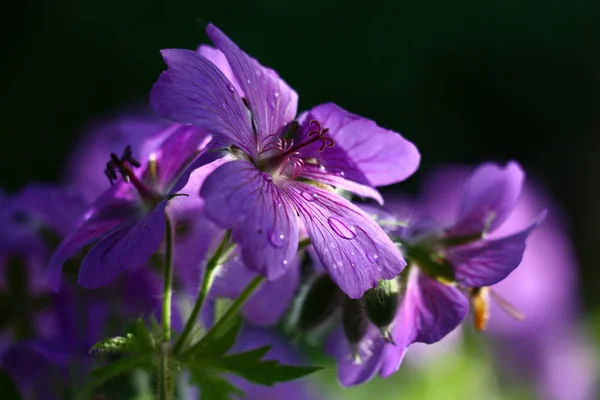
0;22;595;400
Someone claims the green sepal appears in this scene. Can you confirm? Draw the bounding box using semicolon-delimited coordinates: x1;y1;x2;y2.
404;243;456;283
76;354;154;400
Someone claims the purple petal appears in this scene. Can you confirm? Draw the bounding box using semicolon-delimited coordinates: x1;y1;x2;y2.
448;211;547;287
213;252;300;326
147;124;211;192
46;183;141;291
77;201;167;288
197;45;244;97
325;326;385;386
381;268;468;377
300;164;384;205
150;49;257;157
297;103;420;187
206;24;298;144
282;182;406;299
449;161;525;236
200;160;299;280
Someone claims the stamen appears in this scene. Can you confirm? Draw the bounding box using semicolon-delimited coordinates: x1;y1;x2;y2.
103;146;158;204
470;287;490;332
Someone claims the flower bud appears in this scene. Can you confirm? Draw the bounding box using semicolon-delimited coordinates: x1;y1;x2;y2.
362;278;400;343
342;297;369;363
297;274;343;332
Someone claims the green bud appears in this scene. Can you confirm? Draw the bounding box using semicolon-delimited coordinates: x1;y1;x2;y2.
342;297;369;363
297;274;343;332
362;278;400;344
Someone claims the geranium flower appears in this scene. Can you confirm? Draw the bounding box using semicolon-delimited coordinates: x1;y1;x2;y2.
150;24;420;298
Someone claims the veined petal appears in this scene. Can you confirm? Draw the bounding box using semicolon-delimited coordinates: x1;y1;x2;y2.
212;252;300;326
449;161;524;236
200;160;299;280
325;326;385;387
380;268;468;377
448;211;546;287
46;183;141;291
206;24;298;145
297;103;420;187
282;182;406;299
150;49;257;157
197;45;244;97
300;165;384;205
77;201;167;288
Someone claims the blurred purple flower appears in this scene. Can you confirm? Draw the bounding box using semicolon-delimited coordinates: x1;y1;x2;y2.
328;161;545;385
150;23;420;298
46;123;211;289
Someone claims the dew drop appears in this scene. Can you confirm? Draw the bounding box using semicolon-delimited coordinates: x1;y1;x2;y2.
301;191;319;202
246;79;251;85
283;259;288;265
269;230;287;248
274;92;280;98
327;217;357;240
226;83;236;94
261;172;273;182
367;252;380;263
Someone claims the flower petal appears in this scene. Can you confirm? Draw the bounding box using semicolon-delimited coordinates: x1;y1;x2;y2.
448;211;546;287
212;252;300;326
282;182;406;299
297;103;420;187
449;161;525;236
206;24;298;144
200;160;299;280
300;164;384;205
325;326;385;387
197;45;244;97
380;268;468;377
150;49;257;157
46;183;141;291
77;201;167;288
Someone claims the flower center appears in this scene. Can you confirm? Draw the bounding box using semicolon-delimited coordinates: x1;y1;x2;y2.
259;119;335;179
104;146;160;204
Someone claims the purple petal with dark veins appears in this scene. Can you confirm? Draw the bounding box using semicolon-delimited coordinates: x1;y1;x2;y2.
197;45;244;97
200;160;299;280
206;24;298;145
282;181;406;299
300;165;384;205
77;201;167;288
297;103;420;188
46;182;141;291
449;161;524;237
150;49;257;157
448;211;547;287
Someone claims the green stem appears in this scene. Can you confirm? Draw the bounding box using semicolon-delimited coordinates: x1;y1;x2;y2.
183;275;265;358
159;214;175;400
173;231;233;355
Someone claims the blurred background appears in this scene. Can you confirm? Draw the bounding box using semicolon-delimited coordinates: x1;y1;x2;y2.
2;0;600;398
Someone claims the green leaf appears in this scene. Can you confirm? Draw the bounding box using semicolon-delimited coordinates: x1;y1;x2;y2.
220;347;322;386
0;369;22;400
131;318;156;352
76;355;153;400
90;334;135;354
188;367;245;400
199;318;243;359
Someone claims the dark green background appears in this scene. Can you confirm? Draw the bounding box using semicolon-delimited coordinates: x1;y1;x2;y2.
3;1;600;305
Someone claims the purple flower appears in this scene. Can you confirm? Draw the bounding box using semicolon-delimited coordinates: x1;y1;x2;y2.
46;123;211;289
327;161;545;385
150;24;420;298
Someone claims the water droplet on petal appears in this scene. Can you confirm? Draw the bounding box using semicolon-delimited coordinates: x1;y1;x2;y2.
246;79;251;85
301;191;319;202
269;230;287;248
226;83;236;94
367;252;380;263
327;217;357;240
283;259;288;265
274;92;280;98
261;172;273;182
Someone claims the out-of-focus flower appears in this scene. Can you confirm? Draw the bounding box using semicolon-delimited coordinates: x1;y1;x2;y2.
150;23;420;299
327;161;545;386
64;112;170;202
46;123;211;289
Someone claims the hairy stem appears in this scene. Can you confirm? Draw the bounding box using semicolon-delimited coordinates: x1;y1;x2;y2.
173;231;233;355
159;213;175;400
